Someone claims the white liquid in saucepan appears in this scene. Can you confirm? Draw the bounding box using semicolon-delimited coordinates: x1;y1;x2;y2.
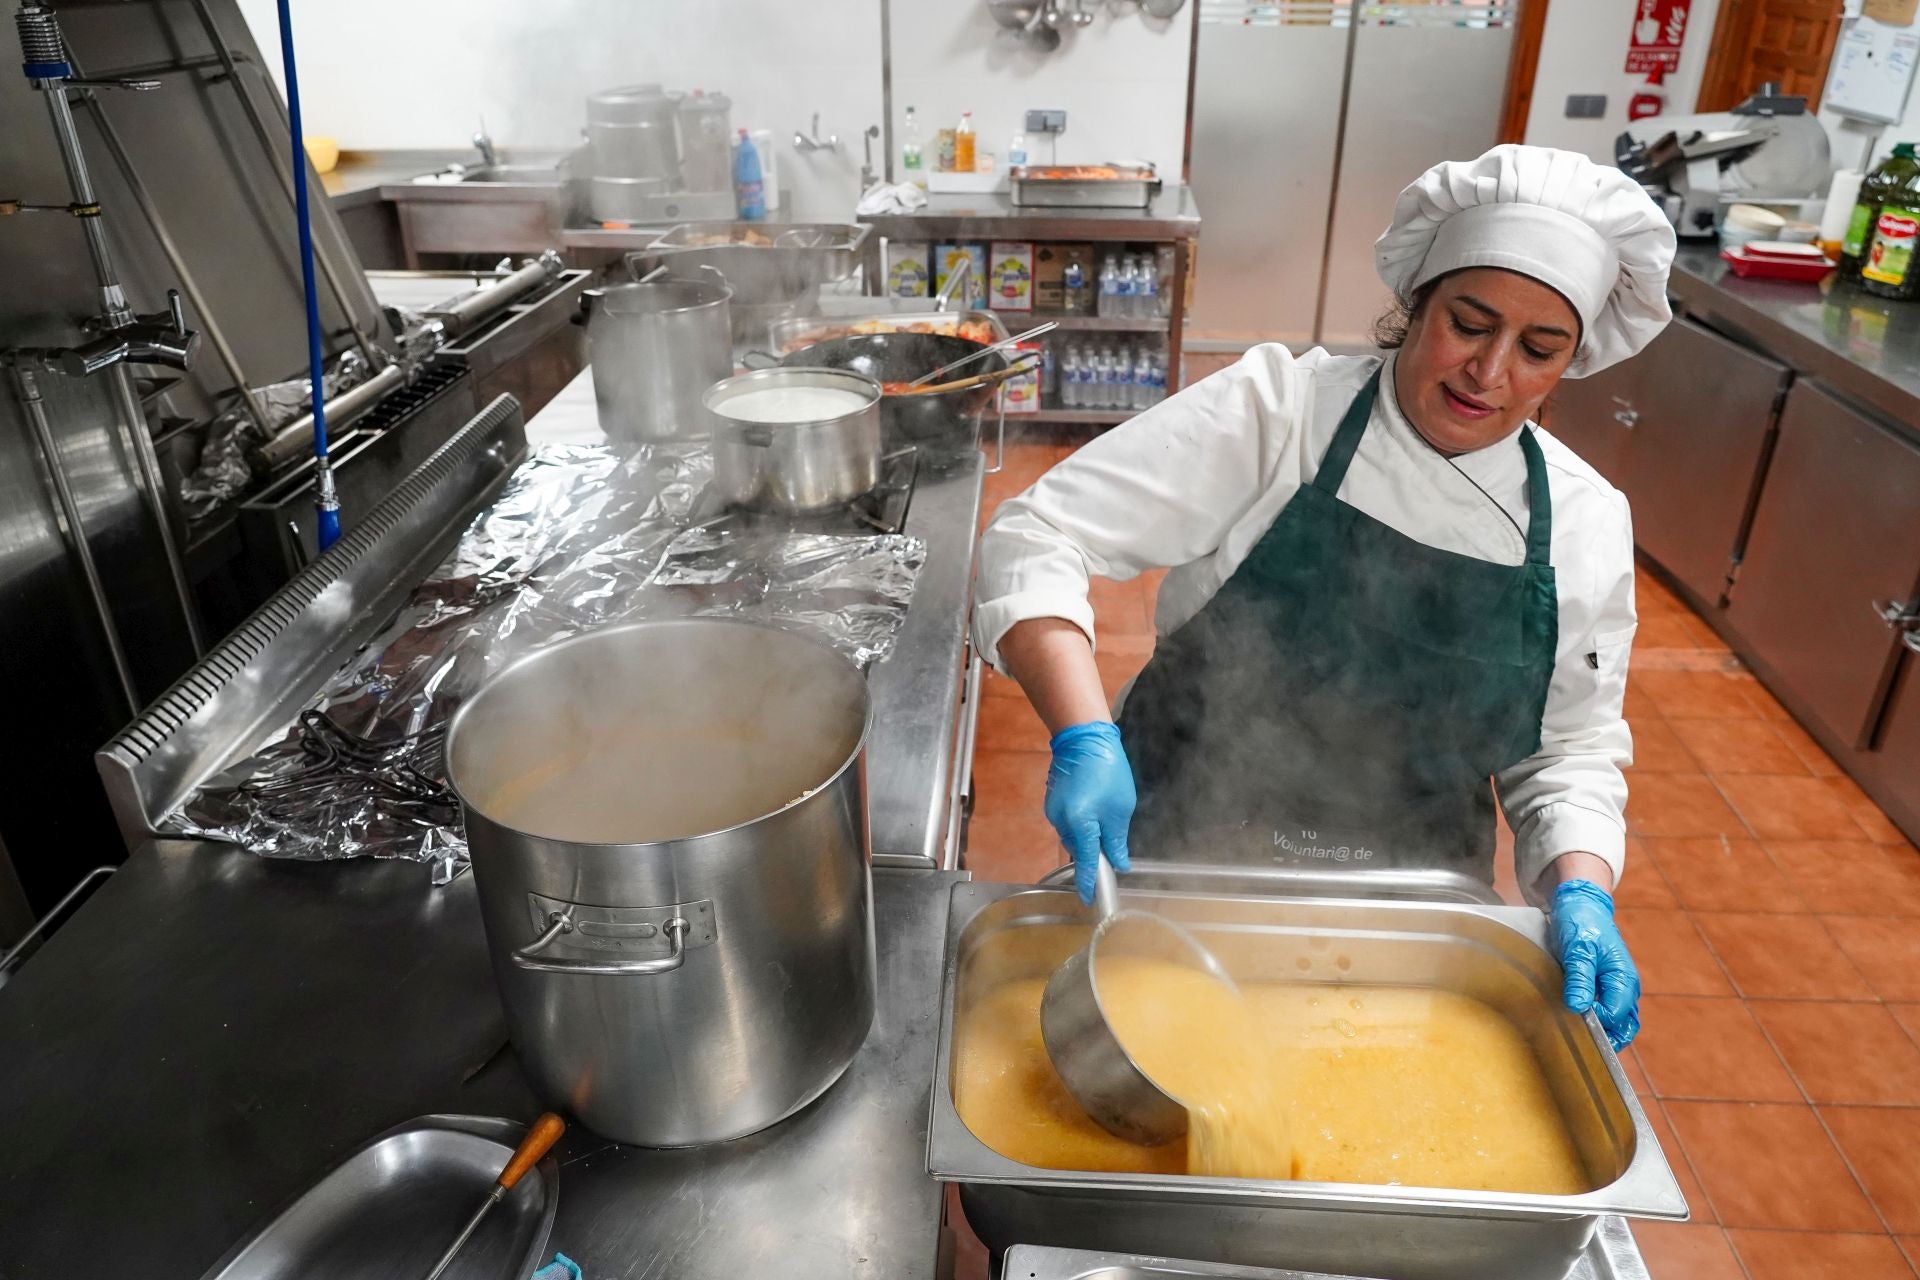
716;386;870;424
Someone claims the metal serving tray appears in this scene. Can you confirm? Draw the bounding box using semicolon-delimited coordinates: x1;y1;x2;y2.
766;308;1010;355
196;1115;558;1280
1008;166;1162;209
929;879;1686;1280
1005;1215;1652;1280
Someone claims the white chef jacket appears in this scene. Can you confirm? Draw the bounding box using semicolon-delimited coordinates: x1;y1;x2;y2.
974;346;1637;897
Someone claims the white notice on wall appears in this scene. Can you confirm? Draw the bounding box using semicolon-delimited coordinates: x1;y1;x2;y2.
1829;18;1920;123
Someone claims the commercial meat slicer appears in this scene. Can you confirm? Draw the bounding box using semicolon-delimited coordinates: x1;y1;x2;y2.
1616;83;1833;238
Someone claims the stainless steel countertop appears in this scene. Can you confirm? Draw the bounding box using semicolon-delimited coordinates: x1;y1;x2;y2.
860;185;1202;243
0;839;959;1279
1670;242;1920;441
524;368;984;869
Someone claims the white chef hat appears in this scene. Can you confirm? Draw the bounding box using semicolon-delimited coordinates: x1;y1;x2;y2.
1374;144;1676;378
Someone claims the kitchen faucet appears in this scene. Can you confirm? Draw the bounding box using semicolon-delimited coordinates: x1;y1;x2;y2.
472;124;497;168
58;288;199;376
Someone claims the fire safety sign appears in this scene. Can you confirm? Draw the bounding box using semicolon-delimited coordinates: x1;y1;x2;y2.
1626;0;1689;76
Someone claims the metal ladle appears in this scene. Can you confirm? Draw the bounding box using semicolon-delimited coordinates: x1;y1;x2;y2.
1040;858;1239;1146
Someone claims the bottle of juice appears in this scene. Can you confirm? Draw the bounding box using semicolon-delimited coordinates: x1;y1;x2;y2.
1863;144;1920;298
954;111;976;174
1844;144;1918;283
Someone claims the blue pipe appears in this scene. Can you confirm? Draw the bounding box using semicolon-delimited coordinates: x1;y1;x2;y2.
273;0;340;551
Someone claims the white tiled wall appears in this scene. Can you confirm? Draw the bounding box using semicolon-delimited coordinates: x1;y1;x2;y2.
886;0;1193;179
1523;0;1722;160
235;0;881;220
234;0;1195;220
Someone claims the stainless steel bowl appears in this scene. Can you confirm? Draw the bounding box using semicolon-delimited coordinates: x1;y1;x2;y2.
704;367;884;512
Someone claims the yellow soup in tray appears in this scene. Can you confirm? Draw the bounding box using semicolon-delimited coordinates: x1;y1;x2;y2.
952;964;1589;1195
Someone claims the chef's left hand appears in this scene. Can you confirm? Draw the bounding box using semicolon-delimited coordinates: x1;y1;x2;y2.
1551;880;1641;1051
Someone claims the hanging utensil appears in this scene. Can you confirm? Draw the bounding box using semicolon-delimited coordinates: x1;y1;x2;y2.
422;1112;566;1280
910;319;1059;387
1039;859;1237;1145
1025;0;1063;50
1069;0;1096;28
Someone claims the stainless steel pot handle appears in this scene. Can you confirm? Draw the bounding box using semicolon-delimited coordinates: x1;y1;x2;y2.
511;908;691;975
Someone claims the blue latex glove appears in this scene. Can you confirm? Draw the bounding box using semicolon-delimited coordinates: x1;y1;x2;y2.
1552;880;1641;1051
1044;721;1136;904
532;1254;582;1280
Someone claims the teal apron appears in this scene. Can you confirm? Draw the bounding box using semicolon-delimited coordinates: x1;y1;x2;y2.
1115;369;1559;883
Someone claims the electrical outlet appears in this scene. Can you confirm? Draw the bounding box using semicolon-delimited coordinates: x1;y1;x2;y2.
1565;94;1607;119
1025;109;1067;135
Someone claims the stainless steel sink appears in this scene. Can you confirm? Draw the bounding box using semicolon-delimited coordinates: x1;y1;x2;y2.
450;164;563;185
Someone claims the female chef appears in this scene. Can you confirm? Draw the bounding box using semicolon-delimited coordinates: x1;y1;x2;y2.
973;145;1675;1050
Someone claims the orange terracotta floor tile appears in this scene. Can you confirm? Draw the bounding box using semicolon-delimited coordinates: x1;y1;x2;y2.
1626;773;1750;839
1694;913;1874;1001
1828;773;1918;846
974;692;1052;754
1766;713;1845;777
1826;916;1920;1002
1892;1003;1920;1046
1635;613;1704;652
963;811;1062;885
1634;995;1800;1102
1668;716;1812;776
1630;1222;1746;1280
1626;717;1703;775
1643;1097;1716;1224
1728;1229;1919;1280
1752;1000;1920;1105
1716;773;1871;843
1641;836;1807;914
1822;1105;1920;1233
1615;840;1681;910
1086;576;1154;637
1618;909;1735;997
969;747;1049;818
1636;669;1771;719
1764;840;1920;917
1664;1101;1880;1231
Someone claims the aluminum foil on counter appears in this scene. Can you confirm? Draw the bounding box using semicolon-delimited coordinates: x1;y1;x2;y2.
169;442;925;876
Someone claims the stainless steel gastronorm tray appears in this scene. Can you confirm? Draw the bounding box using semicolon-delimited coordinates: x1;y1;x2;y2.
1007;168;1162;209
929;878;1686;1280
195;1115;558;1280
1004;1214;1653;1280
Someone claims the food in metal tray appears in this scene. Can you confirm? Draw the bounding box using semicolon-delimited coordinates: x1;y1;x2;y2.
782;316;999;349
954;973;1588;1193
1017;164;1156;181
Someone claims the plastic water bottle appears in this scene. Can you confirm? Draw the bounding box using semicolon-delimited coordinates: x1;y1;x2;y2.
1115;258;1137;318
1008;132;1028;171
1151;348;1168;403
1136;257;1159;321
1132;347;1154;410
1039;338;1058;399
1062;344;1082;407
733;128;765;220
1097;255;1120;318
901;105;926;189
1114;342;1134;408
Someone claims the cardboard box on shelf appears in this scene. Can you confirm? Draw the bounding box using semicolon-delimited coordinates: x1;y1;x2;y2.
1035;242;1094;313
934;243;988;301
989;241;1034;311
886;241;931;298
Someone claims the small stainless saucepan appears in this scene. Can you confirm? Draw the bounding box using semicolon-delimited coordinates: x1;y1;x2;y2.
704;367;884;512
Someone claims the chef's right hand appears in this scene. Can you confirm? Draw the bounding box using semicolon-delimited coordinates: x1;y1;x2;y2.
1044;721;1135;905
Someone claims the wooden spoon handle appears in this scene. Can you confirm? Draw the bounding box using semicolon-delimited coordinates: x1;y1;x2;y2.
497;1112;565;1191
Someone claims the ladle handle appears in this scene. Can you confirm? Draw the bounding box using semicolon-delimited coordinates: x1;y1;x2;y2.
1094;856;1121;921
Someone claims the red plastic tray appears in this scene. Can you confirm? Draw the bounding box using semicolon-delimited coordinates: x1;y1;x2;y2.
1720;245;1834;282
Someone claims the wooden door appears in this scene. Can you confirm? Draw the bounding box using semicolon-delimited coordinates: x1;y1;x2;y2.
1698;0;1845;112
